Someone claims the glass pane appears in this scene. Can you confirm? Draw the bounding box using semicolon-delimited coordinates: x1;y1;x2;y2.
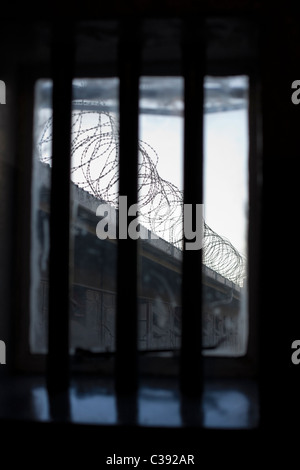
138;77;184;352
30;75;249;359
30;79;52;353
30;78;119;354
70;78;119;354
203;75;248;356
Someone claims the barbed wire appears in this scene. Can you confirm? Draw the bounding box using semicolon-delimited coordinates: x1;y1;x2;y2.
38;104;246;285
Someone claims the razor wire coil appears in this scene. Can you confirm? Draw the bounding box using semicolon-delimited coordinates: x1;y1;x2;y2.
38;104;246;286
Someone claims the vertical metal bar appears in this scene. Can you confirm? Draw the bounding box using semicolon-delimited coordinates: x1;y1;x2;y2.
247;72;261;388
180;19;205;397
47;21;74;394
115;20;140;394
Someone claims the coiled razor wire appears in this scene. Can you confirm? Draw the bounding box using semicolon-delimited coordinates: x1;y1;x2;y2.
38;105;246;286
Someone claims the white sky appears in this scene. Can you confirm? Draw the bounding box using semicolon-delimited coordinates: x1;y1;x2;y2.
35;78;249;256
139;108;248;256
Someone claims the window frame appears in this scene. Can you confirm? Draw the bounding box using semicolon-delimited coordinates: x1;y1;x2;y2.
12;17;262;386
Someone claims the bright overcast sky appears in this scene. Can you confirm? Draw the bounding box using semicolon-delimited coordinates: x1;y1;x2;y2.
35;77;248;256
139;108;248;256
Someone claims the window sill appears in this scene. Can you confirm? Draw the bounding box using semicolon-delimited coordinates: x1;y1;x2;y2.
0;374;259;429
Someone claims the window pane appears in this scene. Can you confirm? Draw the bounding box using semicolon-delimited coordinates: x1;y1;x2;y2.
30;78;119;354
203;75;248;356
30;79;52;353
30;76;249;359
137;75;249;358
138;77;184;352
70;78;119;354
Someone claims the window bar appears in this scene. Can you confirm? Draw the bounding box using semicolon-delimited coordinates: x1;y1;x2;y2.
180;20;205;397
46;22;74;394
115;21;140;394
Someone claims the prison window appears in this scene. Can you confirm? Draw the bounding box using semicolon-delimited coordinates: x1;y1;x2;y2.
15;17;261;428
